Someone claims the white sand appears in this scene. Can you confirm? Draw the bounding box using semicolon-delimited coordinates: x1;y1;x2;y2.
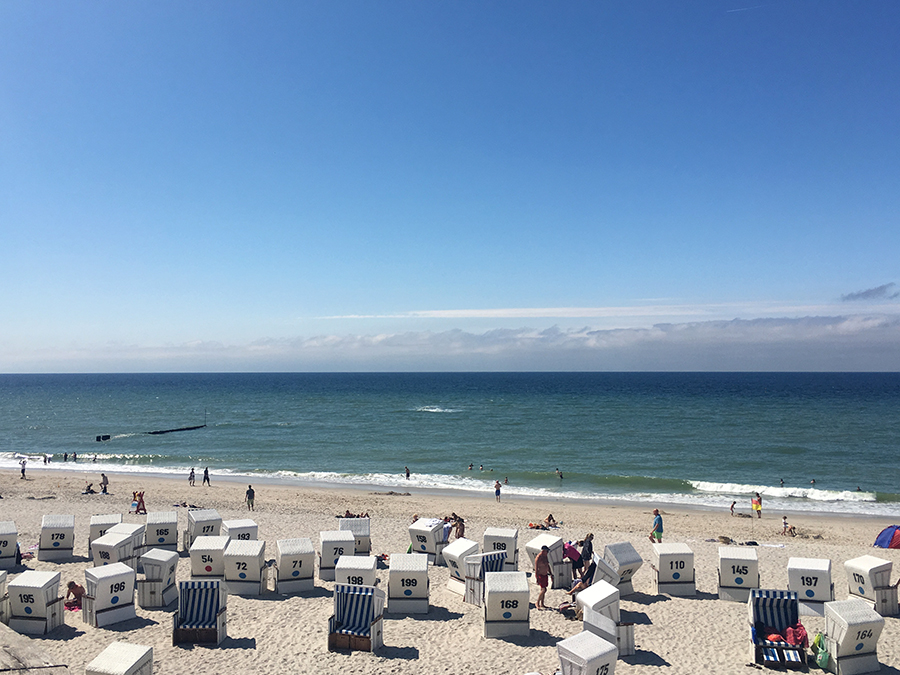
1;469;899;674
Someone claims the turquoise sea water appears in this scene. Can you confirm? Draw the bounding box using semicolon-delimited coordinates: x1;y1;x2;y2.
2;372;898;516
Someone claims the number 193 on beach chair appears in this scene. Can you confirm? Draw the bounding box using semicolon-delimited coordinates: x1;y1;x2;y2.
328;583;386;653
172;580;227;646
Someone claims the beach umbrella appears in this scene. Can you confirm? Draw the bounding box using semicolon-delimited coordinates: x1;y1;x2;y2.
873;525;900;549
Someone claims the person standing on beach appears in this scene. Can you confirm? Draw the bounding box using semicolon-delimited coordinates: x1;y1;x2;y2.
494;480;501;502
202;467;210;486
19;459;26;479
534;545;553;609
730;501;736;516
72;452;77;462
649;508;663;542
405;466;410;480
245;485;255;511
189;468;195;486
752;493;762;518
100;473;109;494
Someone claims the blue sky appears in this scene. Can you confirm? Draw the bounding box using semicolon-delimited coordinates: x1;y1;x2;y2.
2;1;899;372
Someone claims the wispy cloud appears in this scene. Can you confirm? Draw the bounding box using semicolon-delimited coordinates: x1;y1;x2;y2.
6;314;900;373
842;283;900;302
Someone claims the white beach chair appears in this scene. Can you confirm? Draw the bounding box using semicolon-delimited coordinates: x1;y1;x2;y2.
172;579;227;646
189;535;229;578
92;531;134;568
334;554;378;587
183;509;222;549
274;538;315;594
107;522;146;567
339;517;372;554
328;583;385;653
222;518;258;541
844;555;898;617
557;630;618;675
578;580;635;657
138;547;179;609
409;517;448;565
0;570;10;625
602;542;642;596
442;537;479;595
89;514;122;547
7;570;64;635
145;511;178;551
224;539;266;595
483;571;530;638
748;589;805;670
85;642;153;675
718;546;760;602
463;550;507;606
822;598;884;674
525;533;571;590
83;562;137;627
650;542;695;596
319;530;356;581
483;527;519;571
38;514;75;561
787;557;834;616
0;521;18;570
387;553;429;614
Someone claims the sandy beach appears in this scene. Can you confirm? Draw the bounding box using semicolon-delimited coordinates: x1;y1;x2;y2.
1;468;899;675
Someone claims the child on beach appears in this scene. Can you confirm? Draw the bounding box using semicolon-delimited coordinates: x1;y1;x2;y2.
66;581;86;609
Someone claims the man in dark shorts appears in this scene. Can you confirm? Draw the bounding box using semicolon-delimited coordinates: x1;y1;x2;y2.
245;485;255;511
534;545;553;609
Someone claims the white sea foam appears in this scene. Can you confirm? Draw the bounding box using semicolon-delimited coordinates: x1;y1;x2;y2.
690;480;876;502
414;406;461;413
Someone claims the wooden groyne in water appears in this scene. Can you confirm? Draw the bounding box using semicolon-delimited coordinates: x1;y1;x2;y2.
96;423;207;441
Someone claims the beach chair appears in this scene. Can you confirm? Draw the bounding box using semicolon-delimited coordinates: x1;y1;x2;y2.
274;538;315;594
138;548;179;608
327;583;386;653
387;553;429;614
83;562;137;627
85;642;153;675
107;523;146;567
7;570;64;635
603;542;642;596
844;555;898;617
183;509;222;549
650;543;695;596
222;519;258;541
145;511;178;551
590;552;620;587
483;571;530;638
463;550;507;606
557;630;618;675
0;570;10;625
91;531;135;568
223;539;266;595
409;517;448;565
339;517;372;554
172;579;227;646
442;537;479;595
89;514;122;547
719;546;760;602
334;554;378;587
526;533;571;590
748;589;805;670
38;514;75;561
189;535;229;578
822;598;884;674
483;527;519;571
0;521;18;570
578;580;636;658
787;557;834;616
319;530;356;581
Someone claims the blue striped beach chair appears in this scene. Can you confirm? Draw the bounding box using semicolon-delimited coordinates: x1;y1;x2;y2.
328;584;386;652
748;589;806;670
172;580;227;646
463;551;507;606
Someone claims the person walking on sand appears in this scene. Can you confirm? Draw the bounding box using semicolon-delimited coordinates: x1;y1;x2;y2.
19;459;26;479
752;493;762;518
245;485;255;511
730;501;736;516
189;468;195;486
100;473;109;494
494;480;501;502
649;508;663;542
202;467;210;486
535;545;553;609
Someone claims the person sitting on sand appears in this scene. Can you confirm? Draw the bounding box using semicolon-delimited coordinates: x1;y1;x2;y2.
544;513;558;528
66;581;86;609
566;560;597;596
781;516;796;537
83;483;96;494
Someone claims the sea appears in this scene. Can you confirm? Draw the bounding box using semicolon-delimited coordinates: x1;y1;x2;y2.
2;372;899;517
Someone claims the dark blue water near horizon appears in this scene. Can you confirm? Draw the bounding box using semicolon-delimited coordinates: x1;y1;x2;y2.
2;372;898;516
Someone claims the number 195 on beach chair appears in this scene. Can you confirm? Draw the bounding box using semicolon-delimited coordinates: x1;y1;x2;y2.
172;580;227;646
328;583;386;653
